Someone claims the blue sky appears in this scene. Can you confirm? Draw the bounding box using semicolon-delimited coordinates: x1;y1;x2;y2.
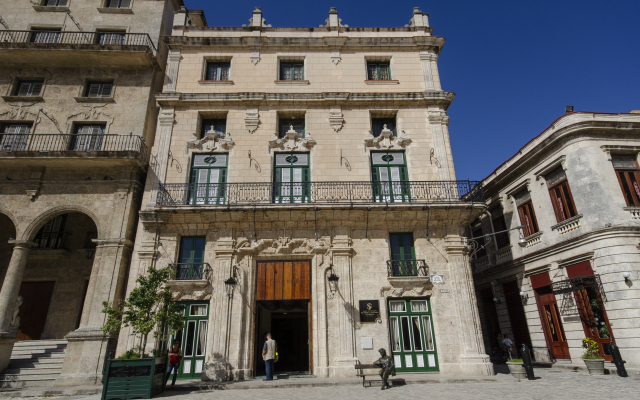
184;0;640;181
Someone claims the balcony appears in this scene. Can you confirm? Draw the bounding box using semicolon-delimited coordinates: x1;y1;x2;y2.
156;180;484;207
0;30;159;69
0;134;148;168
169;263;211;280
387;260;428;277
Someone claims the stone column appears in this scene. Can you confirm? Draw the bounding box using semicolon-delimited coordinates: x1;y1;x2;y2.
203;232;234;381
428;108;454;181
0;240;34;372
444;235;493;376
330;231;357;377
55;238;133;386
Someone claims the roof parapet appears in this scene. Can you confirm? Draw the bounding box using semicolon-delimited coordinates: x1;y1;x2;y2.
406;7;429;28
321;7;348;28
242;7;271;28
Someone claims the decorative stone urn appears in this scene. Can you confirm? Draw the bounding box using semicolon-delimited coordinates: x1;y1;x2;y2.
506;362;526;379
583;358;605;375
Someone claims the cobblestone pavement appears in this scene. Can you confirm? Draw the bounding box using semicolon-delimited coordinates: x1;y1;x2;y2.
12;369;640;400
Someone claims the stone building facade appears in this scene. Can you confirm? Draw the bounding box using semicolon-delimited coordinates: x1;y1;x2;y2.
120;7;493;381
0;0;184;387
471;111;640;367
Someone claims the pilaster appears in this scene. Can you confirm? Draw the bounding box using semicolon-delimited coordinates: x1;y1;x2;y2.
165;49;181;93
428;108;453;181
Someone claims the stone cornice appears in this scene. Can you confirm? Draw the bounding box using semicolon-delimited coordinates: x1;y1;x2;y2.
156;91;454;107
482;113;640;193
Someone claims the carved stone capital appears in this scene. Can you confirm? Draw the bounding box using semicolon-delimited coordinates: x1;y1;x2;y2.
245;109;260;133
187;130;235;152
268;126;316;150
364;125;411;149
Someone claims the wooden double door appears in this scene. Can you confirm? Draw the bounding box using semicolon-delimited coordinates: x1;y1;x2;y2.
535;287;570;359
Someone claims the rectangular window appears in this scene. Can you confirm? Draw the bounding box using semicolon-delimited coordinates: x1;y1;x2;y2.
471;226;487;258
30;29;61;43
178;236;206;279
1;123;31;151
515;190;539;237
189;154;228;205
106;0;131;8
493;215;510;248
201;119;226;139
612;154;640;207
367;62;391;80
205;62;230;81
389;232;417;276
14;80;44;97
45;0;68;5
279;118;305;139
371;151;410;203
273;153;310;204
371;118;396;138
85;82;113;98
70;124;105;151
280;62;304;80
34;215;67;249
545;167;578;222
96;32;125;45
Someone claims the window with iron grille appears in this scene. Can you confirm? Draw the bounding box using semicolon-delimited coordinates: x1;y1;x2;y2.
515;190;539;237
205;62;230;81
471;226;487;258
44;0;67;6
367;62;391;80
273;153;310;204
545;167;578;223
70;124;105;151
371;118;396;138
34;214;67;249
96;31;125;45
201;119;227;139
612;154;640;207
106;0;131;8
280;62;304;81
1;123;31;151
189;153;228;205
30;29;61;43
278;119;305;139
371;151;410;203
85;82;113;98
14;80;43;96
493;214;510;249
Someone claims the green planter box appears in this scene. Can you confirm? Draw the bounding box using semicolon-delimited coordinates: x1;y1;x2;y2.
102;356;167;400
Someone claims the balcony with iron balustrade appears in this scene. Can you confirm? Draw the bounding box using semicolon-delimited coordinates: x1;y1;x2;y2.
384;259;432;296
166;263;212;293
0;134;148;168
155;180;484;210
0;30;159;69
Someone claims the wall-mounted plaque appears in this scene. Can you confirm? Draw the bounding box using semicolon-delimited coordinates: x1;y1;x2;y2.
430;274;445;284
359;300;381;323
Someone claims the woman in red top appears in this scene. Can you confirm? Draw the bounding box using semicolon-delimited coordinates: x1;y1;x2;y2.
165;340;182;386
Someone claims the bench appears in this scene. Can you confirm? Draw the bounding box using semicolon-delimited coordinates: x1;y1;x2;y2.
354;363;381;387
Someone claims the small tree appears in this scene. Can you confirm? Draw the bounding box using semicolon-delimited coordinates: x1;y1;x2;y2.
102;266;185;358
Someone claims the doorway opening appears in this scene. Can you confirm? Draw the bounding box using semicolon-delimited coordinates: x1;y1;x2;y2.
254;300;310;376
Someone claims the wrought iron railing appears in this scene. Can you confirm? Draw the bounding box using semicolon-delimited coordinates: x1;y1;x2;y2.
156;180;483;206
169;263;211;280
386;259;428;277
34;232;70;250
0;134;147;160
0;30;156;54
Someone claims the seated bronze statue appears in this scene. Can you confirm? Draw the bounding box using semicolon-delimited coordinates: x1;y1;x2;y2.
372;348;396;390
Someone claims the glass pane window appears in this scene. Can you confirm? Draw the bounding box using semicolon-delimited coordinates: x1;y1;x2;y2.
389;317;400;351
387;298;438;372
85;82;113;98
422;315;434;350
97;32;125;45
545;168;578;223
206;62;230;81
45;0;68;6
371;152;410;203
367;62;391;80
493;215;510;248
389;301;406;312
196;321;207;357
612;154;640;207
400;317;412;351
190;305;207;316
189;154;228;205
1;123;31;151
411;316;423;351
31;29;61;43
201;119;226;139
371;118;396;138
517;199;539;237
71;124;105;151
15;80;43;96
411;300;428;312
280;62;304;80
34;214;67;249
107;0;131;8
279;119;305;139
273;152;310;204
183;321;196;357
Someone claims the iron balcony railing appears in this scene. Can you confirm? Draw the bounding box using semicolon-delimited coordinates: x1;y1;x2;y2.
387;259;428;277
0;134;148;160
169;263;212;280
0;30;157;54
157;180;484;206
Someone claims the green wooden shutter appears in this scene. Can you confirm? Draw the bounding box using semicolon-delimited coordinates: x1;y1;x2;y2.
274;153;310;203
370;152;410;203
189;154;228;205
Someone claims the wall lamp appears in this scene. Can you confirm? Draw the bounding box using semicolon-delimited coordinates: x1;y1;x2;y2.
225;266;239;298
493;297;501;304
519;291;529;301
623;272;631;283
327;266;340;298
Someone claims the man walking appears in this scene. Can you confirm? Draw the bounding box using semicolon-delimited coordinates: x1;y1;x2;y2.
262;333;278;381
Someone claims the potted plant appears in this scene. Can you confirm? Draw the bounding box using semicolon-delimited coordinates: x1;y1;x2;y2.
582;338;605;375
100;266;185;400
506;358;526;379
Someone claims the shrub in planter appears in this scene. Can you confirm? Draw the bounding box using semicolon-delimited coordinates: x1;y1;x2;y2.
506;358;526;379
581;338;605;375
101;266;185;399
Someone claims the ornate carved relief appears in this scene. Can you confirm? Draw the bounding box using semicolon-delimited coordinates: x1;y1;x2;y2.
187;129;235;152
67;103;114;133
250;50;260;65
364;125;412;149
236;237;329;257
268;126;316;150
0;102;40;120
329;106;344;131
168;279;212;301
330;49;341;65
245;108;260;133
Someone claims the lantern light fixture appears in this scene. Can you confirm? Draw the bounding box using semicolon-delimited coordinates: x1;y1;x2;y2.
225;266;239;298
327;266;340;295
622;271;630;282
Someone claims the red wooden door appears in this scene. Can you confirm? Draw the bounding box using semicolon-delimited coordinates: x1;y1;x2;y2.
566;262;614;361
535;287;570;359
17;281;55;340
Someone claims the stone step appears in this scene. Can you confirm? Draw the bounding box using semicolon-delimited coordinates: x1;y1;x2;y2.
11;350;66;357
1;340;68;389
11;346;66;352
0;376;56;389
1;367;62;376
9;353;65;360
8;358;64;366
